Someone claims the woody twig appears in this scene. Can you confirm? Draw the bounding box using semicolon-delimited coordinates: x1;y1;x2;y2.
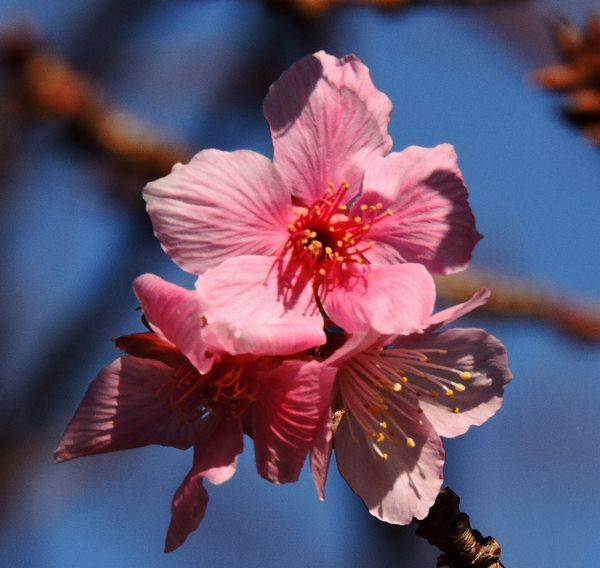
416;487;504;568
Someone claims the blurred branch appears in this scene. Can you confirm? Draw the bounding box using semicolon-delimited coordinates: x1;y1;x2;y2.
436;269;600;342
0;25;191;190
532;14;600;146
267;0;520;19
416;487;504;568
2;24;599;342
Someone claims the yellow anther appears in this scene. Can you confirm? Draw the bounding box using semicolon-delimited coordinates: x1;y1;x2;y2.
459;371;472;380
325;246;333;255
445;389;455;397
327;181;335;188
375;203;383;210
380;421;388;429
386;208;393;216
338;205;348;211
452;407;461;414
455;384;466;393
341;180;349;189
336;240;344;247
417;419;424;425
309;231;317;238
354;216;362;224
362;224;371;231
406;437;416;448
382;452;389;461
287;224;295;230
318;268;326;276
392;382;402;392
360;204;369;211
401;376;409;383
376;432;385;443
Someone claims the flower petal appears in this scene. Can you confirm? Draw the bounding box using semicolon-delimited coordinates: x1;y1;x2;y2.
404;328;512;438
195;417;244;486
335;409;445;524
133;273;208;372
310;409;333;500
264;51;392;205
144;149;291;275
54;357;199;462
252;359;336;484
196;255;326;356
427;287;490;329
361;144;482;274
164;465;209;553
323;263;435;335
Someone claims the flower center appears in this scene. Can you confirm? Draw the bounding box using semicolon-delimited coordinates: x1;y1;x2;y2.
338;346;474;461
115;332;256;421
284;181;392;278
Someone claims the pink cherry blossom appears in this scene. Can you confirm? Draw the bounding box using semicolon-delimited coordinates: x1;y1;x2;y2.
144;51;481;333
55;274;334;552
311;286;512;524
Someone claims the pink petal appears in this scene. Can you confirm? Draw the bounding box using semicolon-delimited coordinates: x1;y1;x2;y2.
405;328;512;438
54;357;199;463
195;417;244;486
164;417;243;552
310;409;333;500
165;464;209;553
144;149;291;275
133;274;208;372
252;359;336;484
361;144;482;274
196;255;326;356
335;409;445;524
427;287;490;329
264;51;392;205
323;263;435;335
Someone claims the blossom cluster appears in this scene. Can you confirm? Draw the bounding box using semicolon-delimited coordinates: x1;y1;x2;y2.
55;51;512;552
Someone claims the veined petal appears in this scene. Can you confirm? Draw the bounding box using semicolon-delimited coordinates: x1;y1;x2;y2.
165;464;209;553
252;360;336;484
323;263;435;335
361;144;482;274
144;149;291;275
427;287;490;329
133;274;208;372
405;328;512;438
164;417;243;552
335;408;445;524
196;255;326;356
264;51;392;205
54;357;199;463
310;409;333;500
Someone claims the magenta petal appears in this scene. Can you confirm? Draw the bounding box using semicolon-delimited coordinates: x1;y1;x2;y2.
335;410;445;524
165;464;209;553
144;149;291;275
323;263;435;335
427;287;490;329
196;255;326;356
405;328;512;438
195;417;244;486
310;410;333;500
264;51;392;205
133;273;207;372
362;144;482;274
54;357;198;463
252;359;336;484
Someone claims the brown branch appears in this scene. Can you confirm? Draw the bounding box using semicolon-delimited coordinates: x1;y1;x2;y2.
0;25;191;186
436;269;600;342
532;14;600;145
267;0;521;19
415;487;504;568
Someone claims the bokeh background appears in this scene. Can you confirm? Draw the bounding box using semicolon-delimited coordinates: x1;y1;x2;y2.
1;0;599;566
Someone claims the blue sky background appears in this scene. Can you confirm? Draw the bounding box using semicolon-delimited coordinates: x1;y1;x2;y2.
1;1;599;566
